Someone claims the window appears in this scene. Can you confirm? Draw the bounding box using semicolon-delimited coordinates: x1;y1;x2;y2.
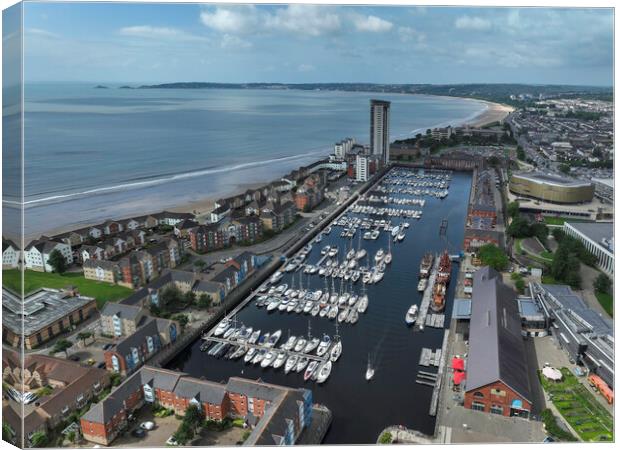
78;310;84;321
491;388;506;397
76;394;85;407
143;384;154;403
111;355;120;372
36;334;43;345
490;405;503;415
473;391;484;398
146;336;154;353
61;406;70;416
471;401;485;412
93;382;101;392
47;326;54;337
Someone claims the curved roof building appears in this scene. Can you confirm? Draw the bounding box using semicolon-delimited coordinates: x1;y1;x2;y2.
509;172;594;204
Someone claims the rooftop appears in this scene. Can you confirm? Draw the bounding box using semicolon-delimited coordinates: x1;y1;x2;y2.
565;221;613;252
512;171;593;188
2;288;95;336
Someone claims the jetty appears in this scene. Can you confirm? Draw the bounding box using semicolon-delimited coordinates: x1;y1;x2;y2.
418;347;441;367
416;256;440;330
428;329;450;416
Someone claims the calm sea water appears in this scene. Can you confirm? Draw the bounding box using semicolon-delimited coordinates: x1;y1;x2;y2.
16;84;485;238
166;170;472;444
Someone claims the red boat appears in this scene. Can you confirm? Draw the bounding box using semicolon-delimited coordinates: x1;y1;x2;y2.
431;282;446;312
436;250;452;284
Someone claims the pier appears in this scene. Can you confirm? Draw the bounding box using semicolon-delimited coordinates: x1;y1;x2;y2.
201;335;330;363
416;256;440;330
428;329;450;416
418;347;442;367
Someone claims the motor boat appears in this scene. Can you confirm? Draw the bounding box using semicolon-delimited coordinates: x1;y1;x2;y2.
405;305;419;325
327;305;338;319
281;335;297;351
286;300;297;312
231;345;247;359
261;350;277;368
244;348;257;363
284;355;298;374
304;338;320;354
321;246;331;255
272;352;287;369
338;308;348;323
316;335;332;357
316;361;332;384
311;304;320;316
252;350;266;365
303;300;314;314
348;294;358;307
278;299;289;312
223;327;236;340
296;357;309;373
375;249;385;263
266;298;280;312
213;319;231;337
269;271;283;284
329;340;342;362
267;330;282;347
304;361;319;381
294;338;307;353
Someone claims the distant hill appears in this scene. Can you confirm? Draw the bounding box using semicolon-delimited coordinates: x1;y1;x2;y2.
94;85;109;89
137;82;612;105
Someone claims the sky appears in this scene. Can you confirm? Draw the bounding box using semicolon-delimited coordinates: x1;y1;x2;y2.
19;2;614;86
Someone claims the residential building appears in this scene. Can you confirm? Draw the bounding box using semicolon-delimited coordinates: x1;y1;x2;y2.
2;287;97;349
563;222;614;275
370;99;390;164
80;367;313;446
100;303;149;338
2;351;110;448
23;238;73;272
79;244;106;263
464;267;532;418
2;238;20;269
104;317;179;376
188;224;226;253
83;259;120;284
355;154;369;182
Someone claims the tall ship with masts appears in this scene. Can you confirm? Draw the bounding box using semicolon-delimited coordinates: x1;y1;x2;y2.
430;250;451;312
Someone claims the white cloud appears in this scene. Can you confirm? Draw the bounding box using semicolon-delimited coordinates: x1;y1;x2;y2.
200;6;260;34
353;15;393;33
265;5;341;37
220;34;252;49
398;26;425;43
297;63;316;72
454;15;492;31
119;25;207;42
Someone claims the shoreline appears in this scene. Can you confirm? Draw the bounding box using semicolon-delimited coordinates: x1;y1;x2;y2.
18;96;513;242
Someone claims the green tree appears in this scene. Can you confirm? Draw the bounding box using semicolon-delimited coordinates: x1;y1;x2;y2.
29;431;49;447
507;216;532;238
507;201;520;219
171;313;189;329
52;339;73;357
183;291;196;306
76;331;94;346
594;273;611;295
67;431;76;443
48;249;67;274
110;372;121;386
193;260;206;270
530;222;549;245
3;423;15;445
516;146;526;160
173;422;195;445
183;404;204;431
559;164;570;175
195;294;212;309
379;432;393;444
159;284;182;311
478;244;509;271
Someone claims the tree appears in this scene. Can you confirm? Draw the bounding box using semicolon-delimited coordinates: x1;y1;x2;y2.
196;294;212;309
530;222;549;245
110;372;121;386
183;291;196;306
29;431;49;447
77;331;94;346
183;404;204;431
159;284;182;311
507;216;532;238
379;432;393;444
171;313;189;329
48;249;67;274
507;201;520;219
67;431;76;443
516;146;526;161
173;422;194;445
559;163;570;175
193;260;207;270
594;273;611;295
478;244;509;271
3;423;15;445
52;339;73;357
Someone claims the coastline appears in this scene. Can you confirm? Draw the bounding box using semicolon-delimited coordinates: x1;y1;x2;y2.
20;96;512;242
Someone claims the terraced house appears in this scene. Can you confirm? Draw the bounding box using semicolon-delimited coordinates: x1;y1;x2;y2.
80;366;313;446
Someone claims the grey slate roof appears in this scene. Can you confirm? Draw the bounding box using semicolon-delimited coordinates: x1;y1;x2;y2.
566;222;613;250
173;378;227;405
246;389;306;446
226;377;284;402
465;267;531;402
140;366;184;392
101;303;144;320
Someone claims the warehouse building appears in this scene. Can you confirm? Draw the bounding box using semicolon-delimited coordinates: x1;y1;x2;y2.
464;267;533;418
562;221;613;275
509;172;594;204
531;283;614;388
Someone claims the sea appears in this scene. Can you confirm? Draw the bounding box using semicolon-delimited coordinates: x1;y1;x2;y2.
7;83;486;238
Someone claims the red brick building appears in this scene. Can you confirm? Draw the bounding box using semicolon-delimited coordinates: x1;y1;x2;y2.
81;367;313;446
463;267;532;418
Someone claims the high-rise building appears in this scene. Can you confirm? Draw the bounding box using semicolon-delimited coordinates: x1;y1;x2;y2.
370;99;390;164
355;155;369;182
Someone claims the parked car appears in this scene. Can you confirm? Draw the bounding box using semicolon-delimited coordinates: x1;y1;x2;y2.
166;436;179;446
140;421;155;431
97;362;106;369
68;355;80;362
132;428;146;439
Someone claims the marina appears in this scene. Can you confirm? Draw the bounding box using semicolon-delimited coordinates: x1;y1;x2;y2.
166;167;472;444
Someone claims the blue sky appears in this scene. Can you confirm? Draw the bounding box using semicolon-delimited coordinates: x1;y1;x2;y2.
21;3;614;85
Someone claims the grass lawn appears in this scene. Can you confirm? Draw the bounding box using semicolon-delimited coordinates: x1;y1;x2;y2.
539;368;613;442
595;291;613;317
2;270;132;309
542;274;559;284
540;251;554;260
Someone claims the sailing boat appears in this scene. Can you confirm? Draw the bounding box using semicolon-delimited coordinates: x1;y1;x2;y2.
384;234;393;265
365;353;375;381
355;231;366;260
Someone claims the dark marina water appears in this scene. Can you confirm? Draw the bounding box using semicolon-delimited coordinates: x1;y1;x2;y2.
166;170;472;444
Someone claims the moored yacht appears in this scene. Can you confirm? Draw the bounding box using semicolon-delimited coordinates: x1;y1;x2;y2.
405;304;419;325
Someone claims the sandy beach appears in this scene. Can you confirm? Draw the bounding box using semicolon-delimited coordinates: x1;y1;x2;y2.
463;100;514;127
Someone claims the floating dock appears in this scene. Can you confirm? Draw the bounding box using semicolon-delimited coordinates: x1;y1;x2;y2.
425;314;446;329
418;347;442;367
428;329;450;417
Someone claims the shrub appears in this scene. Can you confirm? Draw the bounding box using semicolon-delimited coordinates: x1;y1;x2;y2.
379;432;393;444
